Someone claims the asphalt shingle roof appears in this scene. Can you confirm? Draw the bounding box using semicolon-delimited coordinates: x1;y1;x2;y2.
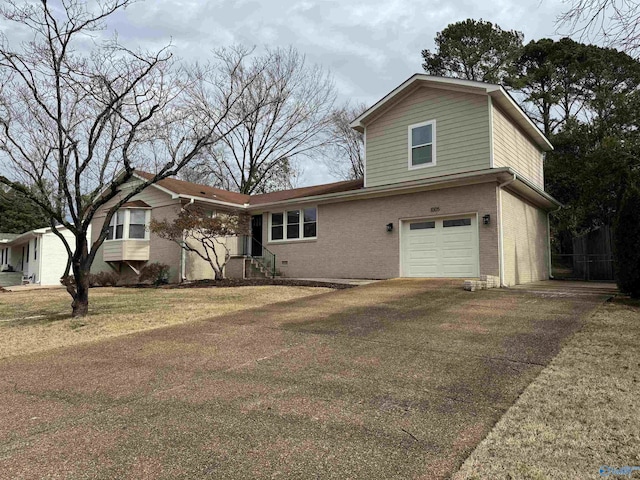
135;171;364;207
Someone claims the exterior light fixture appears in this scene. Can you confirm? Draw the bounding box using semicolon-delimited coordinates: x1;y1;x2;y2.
482;214;491;225
386;223;394;232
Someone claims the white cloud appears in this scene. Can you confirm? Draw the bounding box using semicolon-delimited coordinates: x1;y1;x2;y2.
0;0;576;186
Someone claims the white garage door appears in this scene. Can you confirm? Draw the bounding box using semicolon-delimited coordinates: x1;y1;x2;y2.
401;216;479;278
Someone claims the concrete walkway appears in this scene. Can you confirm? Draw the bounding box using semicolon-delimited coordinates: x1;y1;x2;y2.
291;277;380;286
510;279;618;296
0;279;612;479
3;284;64;292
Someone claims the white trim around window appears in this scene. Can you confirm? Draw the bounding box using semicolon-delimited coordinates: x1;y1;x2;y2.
408;120;436;170
105;208;151;241
268;207;318;243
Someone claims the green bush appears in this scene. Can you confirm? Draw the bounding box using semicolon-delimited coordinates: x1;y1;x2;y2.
139;262;170;286
614;184;640;298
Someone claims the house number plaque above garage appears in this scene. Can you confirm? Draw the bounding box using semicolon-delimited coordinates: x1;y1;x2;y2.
431;207;440;212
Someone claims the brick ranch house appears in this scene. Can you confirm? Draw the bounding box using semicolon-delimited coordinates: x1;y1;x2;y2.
90;74;560;287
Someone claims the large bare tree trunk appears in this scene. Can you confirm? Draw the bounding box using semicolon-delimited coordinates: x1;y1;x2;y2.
72;268;90;317
68;236;92;317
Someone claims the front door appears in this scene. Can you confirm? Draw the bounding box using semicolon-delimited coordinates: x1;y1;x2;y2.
251;215;263;257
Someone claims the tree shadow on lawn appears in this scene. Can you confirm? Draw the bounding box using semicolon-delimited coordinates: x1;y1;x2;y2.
0;311;71;327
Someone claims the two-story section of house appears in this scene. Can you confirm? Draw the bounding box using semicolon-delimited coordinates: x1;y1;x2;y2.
90;74;559;287
245;75;559;286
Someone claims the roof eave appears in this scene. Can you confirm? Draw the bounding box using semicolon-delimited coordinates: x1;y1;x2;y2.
507;169;562;210
248;168;514;210
489;88;554;152
176;194;247;210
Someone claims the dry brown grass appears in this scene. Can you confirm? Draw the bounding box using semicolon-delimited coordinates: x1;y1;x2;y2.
454;298;640;480
0;286;331;359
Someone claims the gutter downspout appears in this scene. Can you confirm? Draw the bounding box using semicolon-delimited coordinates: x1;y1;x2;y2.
180;198;195;282
547;205;562;279
497;173;517;288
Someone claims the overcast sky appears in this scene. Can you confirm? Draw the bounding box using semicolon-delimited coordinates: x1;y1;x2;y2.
3;0;578;187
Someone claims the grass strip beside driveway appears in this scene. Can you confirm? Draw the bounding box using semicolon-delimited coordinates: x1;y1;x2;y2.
454;297;640;480
0;286;331;359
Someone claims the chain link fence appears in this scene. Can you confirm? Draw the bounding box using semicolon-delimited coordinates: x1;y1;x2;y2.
551;254;615;281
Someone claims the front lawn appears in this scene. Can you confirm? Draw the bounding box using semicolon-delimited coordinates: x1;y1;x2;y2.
454;297;640;479
0;285;332;359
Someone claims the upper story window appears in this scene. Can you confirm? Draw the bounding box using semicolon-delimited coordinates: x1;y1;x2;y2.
269;207;317;242
106;208;150;241
408;120;436;169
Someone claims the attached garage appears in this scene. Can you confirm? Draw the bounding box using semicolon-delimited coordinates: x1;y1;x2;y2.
400;215;479;278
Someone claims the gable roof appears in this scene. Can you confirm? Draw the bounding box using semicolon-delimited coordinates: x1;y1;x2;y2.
350;74;553;152
134;171;363;207
134;171;250;205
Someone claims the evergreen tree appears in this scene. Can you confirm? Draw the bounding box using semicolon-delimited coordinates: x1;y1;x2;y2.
422;19;523;83
614;182;640;297
0;186;50;233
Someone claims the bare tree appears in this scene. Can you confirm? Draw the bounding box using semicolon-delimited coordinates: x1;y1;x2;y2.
323;102;367;180
181;46;337;194
150;205;250;280
558;0;640;55
0;1;258;316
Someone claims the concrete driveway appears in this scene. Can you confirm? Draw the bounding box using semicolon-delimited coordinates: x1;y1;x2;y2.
0;280;612;479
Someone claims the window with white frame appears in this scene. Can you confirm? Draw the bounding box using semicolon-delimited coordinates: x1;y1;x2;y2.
106;208;149;240
129;210;146;239
270;207;317;241
409;120;436;168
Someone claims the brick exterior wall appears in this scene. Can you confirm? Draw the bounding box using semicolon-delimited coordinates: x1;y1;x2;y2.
501;188;550;286
255;182;500;279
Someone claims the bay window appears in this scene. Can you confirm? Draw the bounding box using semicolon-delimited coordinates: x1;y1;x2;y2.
106;208;150;240
270;207;317;241
129;210;147;239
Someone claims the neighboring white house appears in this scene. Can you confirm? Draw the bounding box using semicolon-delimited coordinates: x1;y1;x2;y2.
0;226;84;286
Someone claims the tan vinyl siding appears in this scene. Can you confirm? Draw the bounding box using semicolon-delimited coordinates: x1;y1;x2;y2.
501;189;549;286
96;179;174;214
493;105;545;188
258;183;499;279
365;87;491;187
103;240;150;262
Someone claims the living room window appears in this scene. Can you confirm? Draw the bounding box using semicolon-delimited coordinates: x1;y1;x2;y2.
106;208;149;240
270;207;317;241
408;120;436;169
